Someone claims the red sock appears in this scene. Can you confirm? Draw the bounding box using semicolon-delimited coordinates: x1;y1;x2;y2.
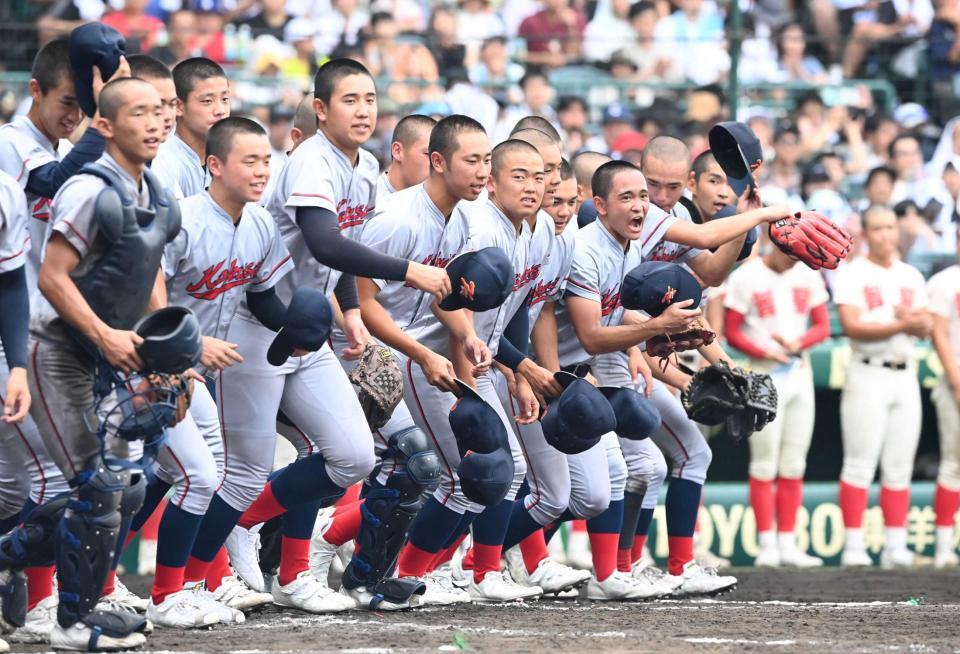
151;564;185;604
749;477;775;532
631;535;647;566
617;548;633;573
776;477;803;533
879;487;910;528
238;482;285;529
519;530;549;574
461;547;475;570
667;536;694;576
26;566;55;610
141;499;165;541
429;534;467;572
336;484;362;510
472;543;502;583
934;484;960;527
572;519;587;532
206;547;232;590
839;481;869;529
278;536;310;586
397;542;437;578
587;532;618;581
101;570;116;597
323;502;364;546
122;529;137;551
184;556;211;585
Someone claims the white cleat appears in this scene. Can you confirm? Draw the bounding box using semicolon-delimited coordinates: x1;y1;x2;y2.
585;571;650;601
271;571;355;613
225;524;265;593
525;558;591;595
449;554;471;589
668;562;738;597
211;575;272;611
840;548;874;568
468;571;542;603
638;544;655;570
10;594;57;643
145;589;221;629
97;579;149;614
187;585;246;624
0;636;7;652
309;509;339;586
754;547;781;568
632;562;683;594
880;548;933;570
934;550;959;569
695;547;731;570
338;585;409;611
414;567;471;606
779;548;823;568
50;620;147;651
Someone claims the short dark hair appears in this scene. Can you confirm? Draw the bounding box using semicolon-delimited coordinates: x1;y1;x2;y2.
392;114;437;148
628;0;657;21
127;54;172;81
692;150;719;180
98;78;155;122
559;158;573;181
370;11;393;26
428;114;485;162
32;38;72;93
866;165;896;186
206;116;266;161
172;57;226;101
592;160;639;201
491;139;542;175
313;58;373;105
510;116;561;144
557;95;588;114
519;68;549;90
888;134;919;159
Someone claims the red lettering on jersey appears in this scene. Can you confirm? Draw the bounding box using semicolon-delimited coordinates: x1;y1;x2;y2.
899;287;914;309
864;286;883;310
336;199;370;230
792;287;810;314
648;242;677;263
529;277;560;306
753;290;776;318
32;197;51;222
185;258;265;300
513;263;542;291
403;252;455;289
600;288;621;317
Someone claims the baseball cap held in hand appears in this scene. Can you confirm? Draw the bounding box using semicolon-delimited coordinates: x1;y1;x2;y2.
267;287;334;366
438;247;513;312
619;261;702;316
708;121;763;197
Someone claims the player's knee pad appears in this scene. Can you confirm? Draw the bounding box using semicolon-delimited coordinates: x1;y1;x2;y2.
118;473;146;519
840;458;876;489
938;460;960;491
56;459;128;625
387;427;440;491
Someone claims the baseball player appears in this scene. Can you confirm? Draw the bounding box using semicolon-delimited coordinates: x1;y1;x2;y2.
835;205;931;569
182;59;450;614
5;77;176;651
377;114;436;202
151;57;230;200
571;150;611;228
927;228;960;568
127;55;178;144
724;244;830;568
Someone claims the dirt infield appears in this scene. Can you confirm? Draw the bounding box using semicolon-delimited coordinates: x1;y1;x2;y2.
11;569;960;653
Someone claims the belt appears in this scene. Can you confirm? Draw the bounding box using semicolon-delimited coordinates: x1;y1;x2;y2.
860;357;907;371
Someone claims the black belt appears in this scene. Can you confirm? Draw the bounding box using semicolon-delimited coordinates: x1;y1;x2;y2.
861;357;907;371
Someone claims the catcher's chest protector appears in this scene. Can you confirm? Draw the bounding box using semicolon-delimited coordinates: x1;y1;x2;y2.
73;163;181;338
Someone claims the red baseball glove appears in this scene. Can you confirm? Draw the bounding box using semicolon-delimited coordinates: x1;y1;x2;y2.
768;211;853;270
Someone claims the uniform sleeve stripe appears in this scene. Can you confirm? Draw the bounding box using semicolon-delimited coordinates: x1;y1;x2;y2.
641;214;672;248
252;255;292;285
565;277;599;294
60;220;90;247
291;192;334;202
0;235;30;263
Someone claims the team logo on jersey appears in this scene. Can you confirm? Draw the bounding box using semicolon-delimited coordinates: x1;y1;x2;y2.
753;290;775;318
32;197;51;222
600;288;621;317
336;199;370;230
529;277;560;306
864;286;883;310
899;287;914;309
186;258;265;300
513;263;542;291
792;287;810;314
459;277;476;301
661;286;677;305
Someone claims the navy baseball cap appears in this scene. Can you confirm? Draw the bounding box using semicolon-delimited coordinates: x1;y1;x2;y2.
69;23;126;118
542;372;617;455
266;287;334;366
577;198;598;228
458;447;514;506
619;262;702;316
711;205;758;261
708;122;763;198
449;379;509;456
439;247;514;312
597;386;660;440
602;102;634;126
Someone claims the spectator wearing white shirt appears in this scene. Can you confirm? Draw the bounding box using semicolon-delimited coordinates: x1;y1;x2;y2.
314;0;369;56
583;0;636;63
654;0;729;85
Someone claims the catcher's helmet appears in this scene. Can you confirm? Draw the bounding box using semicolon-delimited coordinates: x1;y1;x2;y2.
133;306;202;374
69;23;126;118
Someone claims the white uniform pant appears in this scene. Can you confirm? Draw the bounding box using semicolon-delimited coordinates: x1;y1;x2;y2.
400;353;524;515
840;360;921;489
930;376;960;490
748;359;815;481
217;315;376;512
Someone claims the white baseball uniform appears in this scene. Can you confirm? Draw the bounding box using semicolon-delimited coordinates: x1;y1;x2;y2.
640;202;704;266
0;170;69;516
151;133;207;200
834;257;927;489
216;130;377;512
375;171;396;206
724;257;828;481
926;265;960;492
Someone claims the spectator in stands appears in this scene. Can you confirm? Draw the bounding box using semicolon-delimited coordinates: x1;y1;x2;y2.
444;66;499;133
890;134;929;203
316;0;369;57
620;1;681;81
102;0;165;52
501;0;540;37
426;6;467;78
363;12;398;77
241;0;293;41
39;0;106;44
494;68;559;141
864;113;902;168
556;95;589;135
190;1;227;63
149;9;197;66
386;32;443;104
861;165;897;210
761;124;803;198
283;17;321;84
654;0;729;85
585;101;634;154
842;0;935;78
772;22;829;83
374;0;426;32
895;199;940;257
469;36;525;87
455;0;505;64
928;0;960;116
584;0;635;63
517;0;587;68
266;103;293;180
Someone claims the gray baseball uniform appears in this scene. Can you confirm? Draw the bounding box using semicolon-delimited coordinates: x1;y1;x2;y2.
151;133;207;200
